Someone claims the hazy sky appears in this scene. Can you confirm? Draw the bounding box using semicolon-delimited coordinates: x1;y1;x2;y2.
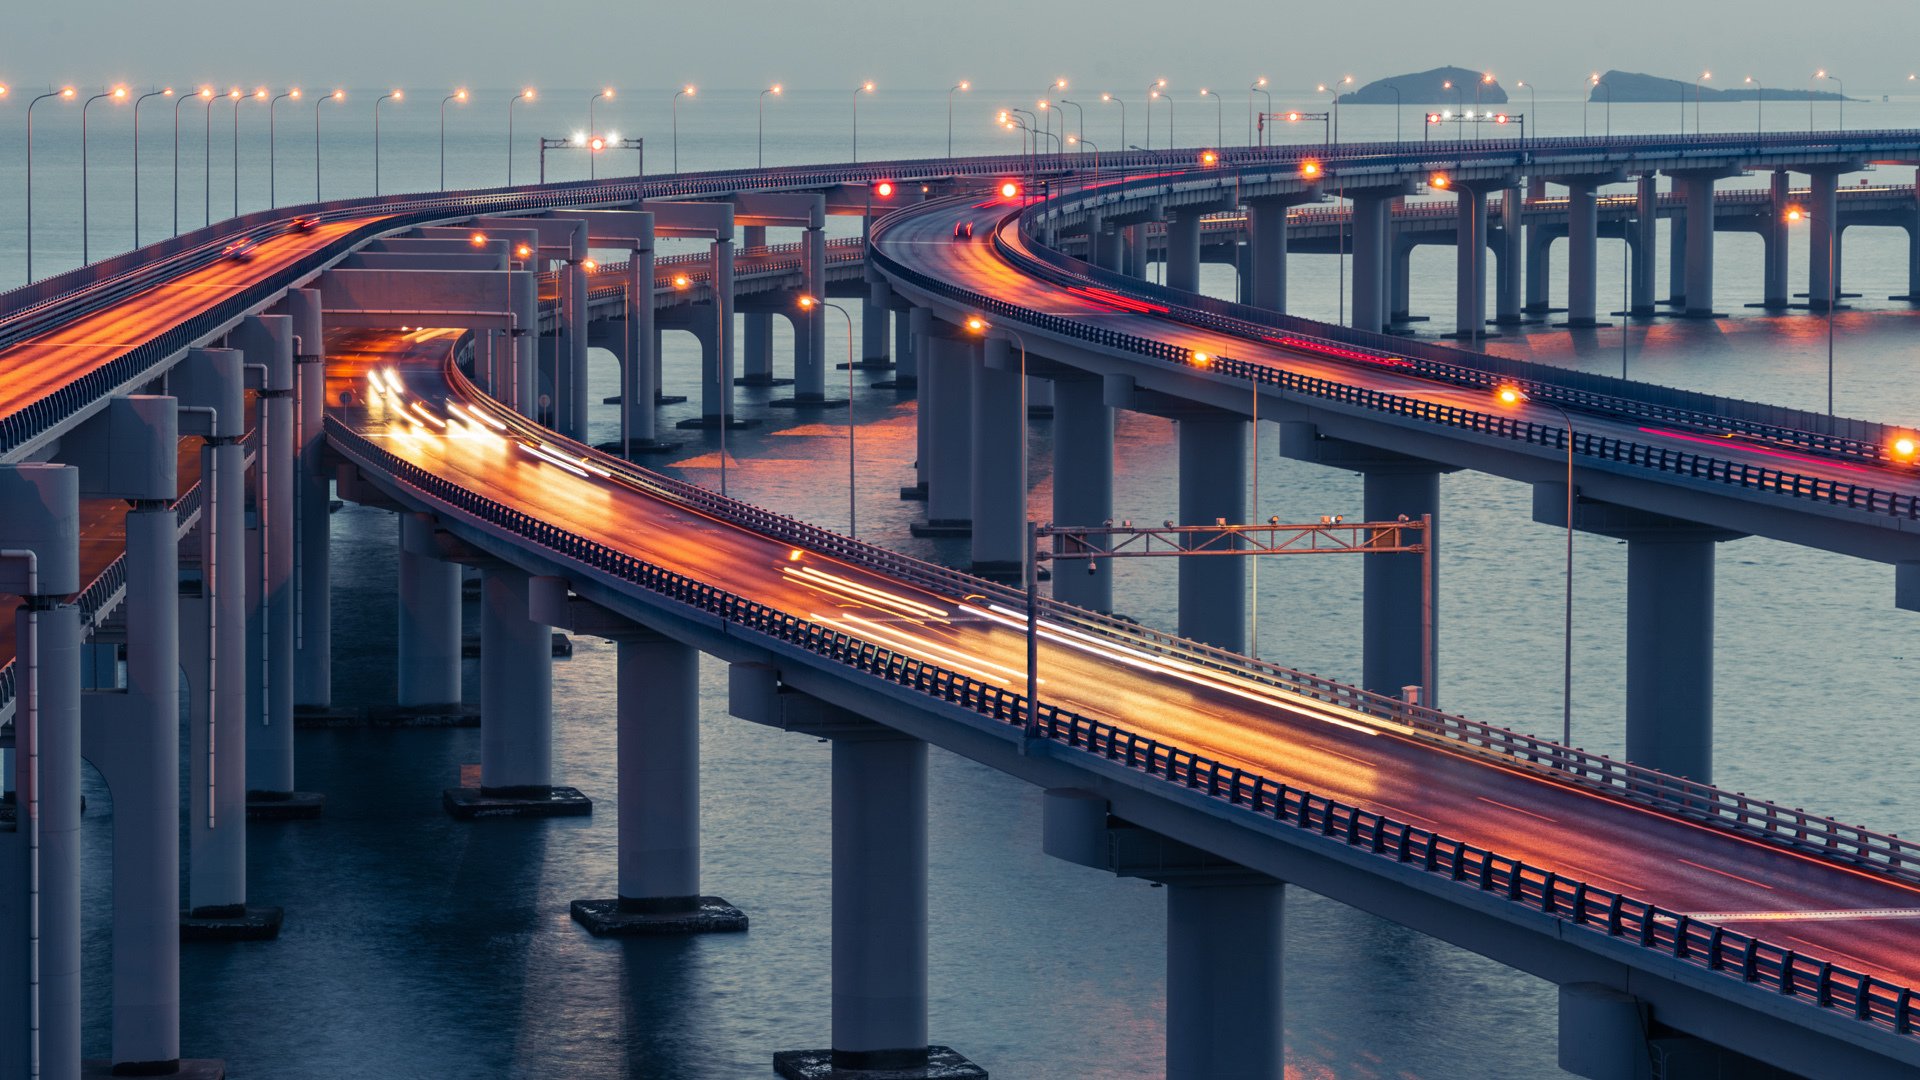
13;0;1920;97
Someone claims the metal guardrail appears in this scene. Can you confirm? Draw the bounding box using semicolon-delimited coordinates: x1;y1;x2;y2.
324;400;1920;1044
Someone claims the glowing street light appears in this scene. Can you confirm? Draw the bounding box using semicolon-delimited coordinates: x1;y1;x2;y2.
760;84;782;167
375;89;402;195
25;86;75;281
1249;77;1270;146
174;87;211;237
1494;384;1576;750
1199;88;1223;148
441;88;468;190
946;80;969;157
671;85;694;173
1317;75;1353;142
132;87;174;247
265;87;300;208
852;80;875;161
589;88;613;178
81;86;128;264
232;87;266;219
1692;72;1711;136
1588;72;1611;139
312;89;344;201
1101;92;1126;151
1039;78;1067;151
798;295;859;537
507;88;534;186
1146;79;1170;149
1743;76;1765;137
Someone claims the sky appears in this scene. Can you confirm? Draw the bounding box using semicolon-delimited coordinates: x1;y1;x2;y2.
10;0;1919;98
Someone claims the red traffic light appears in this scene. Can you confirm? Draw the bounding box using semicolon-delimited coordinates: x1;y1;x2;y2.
589;136;606;151
1426;113;1442;124
998;180;1021;199
1285;111;1302;123
1494;113;1509;124
873;180;895;198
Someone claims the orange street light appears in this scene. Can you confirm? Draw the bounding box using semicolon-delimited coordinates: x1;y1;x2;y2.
27;87;79;279
589;87;614;178
440;88;468;189
999;180;1021;199
471;231;488;245
947;80;969;156
375;89;402;193
1199;149;1218;166
1300;159;1322;179
672;273;691;289
1191;350;1211;366
81;86;130;264
1893;436;1918;460
852;80;876;161
761;83;784;166
508;88;534;184
515;243;532;259
1429;171;1451;190
580;258;596;273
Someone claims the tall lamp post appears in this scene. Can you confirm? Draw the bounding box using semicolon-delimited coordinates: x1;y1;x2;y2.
1249;77;1270;146
440;88;467;190
1822;70;1844;131
1057;98;1085;152
1743;76;1764;137
1516;80;1536;137
1386;84;1403;143
1039;78;1067;150
82;86;128;265
175;87;209;237
1319;76;1352;143
963;314;1037;742
945;81;968;158
1143;79;1166;148
588;88;613;178
507;88;533;185
1589;73;1611;138
202;89;218;225
1693;72;1710;136
314;89;343;200
1101;93;1126;151
851;81;875;161
1785;205;1838;415
1199;88;1223;147
671;85;694;173
269;87;300;207
760;84;783;167
374;89;401;194
1496;385;1575;750
133;87;173;247
234;87;264;219
798;296;858;537
26;86;75;282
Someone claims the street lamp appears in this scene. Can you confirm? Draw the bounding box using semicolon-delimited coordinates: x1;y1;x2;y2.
133;87;173;247
507;88;533;185
1101;92;1126;151
761;84;783;167
82;86;128;265
315;89;343;201
202;88;218;225
175;87;209;237
233;88;265;219
1057;99;1085;153
1693;72;1710;136
1494;385;1575;750
852;81;875;161
589;88;613;178
1743;76;1764;137
943;81;969;158
1515;80;1537;137
1199;88;1222;148
1823;70;1844;131
798;295;858;537
1249;77;1270;146
25;86;75;282
1067;135;1100;178
1784;205;1839;415
1386;83;1403;143
671;85;694;173
1319;76;1352;142
269;88;300;207
440;88;467;190
963;314;1038;743
1039;78;1067;150
374;89;401;194
1589;73;1611;139
1143;79;1166;148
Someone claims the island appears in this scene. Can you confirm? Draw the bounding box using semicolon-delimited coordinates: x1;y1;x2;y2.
1588;69;1850;102
1337;67;1508;106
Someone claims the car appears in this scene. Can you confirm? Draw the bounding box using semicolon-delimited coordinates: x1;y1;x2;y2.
222;238;257;262
952;220;974;240
288;215;319;233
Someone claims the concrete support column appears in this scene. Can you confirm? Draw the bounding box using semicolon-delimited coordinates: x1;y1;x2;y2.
1667;210;1687;307
478;569;552;793
1167;882;1284;1080
793;226;829;399
1626;536;1714;782
830;731;929;1070
1349;194;1391;333
1524;179;1553;313
1565;179;1601;326
970;337;1026;573
1178;416;1248;653
289;289;331;709
1362;468;1439;704
1906;214;1920;302
237;314;296;798
1559;984;1649;1080
563;258;590;438
1166;209;1204;293
908;308;932;492
0;465;81;1080
1244;197;1288;312
1762;171;1791;307
892;302;916;384
1388;237;1413;323
1051;378;1113;612
615;634;699;905
863;278;892;366
1094;225;1125;274
1496;187;1524;323
1633;176;1660;314
1679;175;1718;317
621;244;661;450
917;334;974;533
741;225;775;383
1808;170;1840;311
700;239;737;424
397;514;462;707
1453;185;1490;339
1122;224;1146;278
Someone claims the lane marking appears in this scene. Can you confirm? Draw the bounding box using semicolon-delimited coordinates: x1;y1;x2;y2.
1476;796;1557;823
1677;858;1775;891
1684;908;1920;923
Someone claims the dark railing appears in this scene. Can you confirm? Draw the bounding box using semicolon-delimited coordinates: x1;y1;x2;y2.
324;400;1920;1044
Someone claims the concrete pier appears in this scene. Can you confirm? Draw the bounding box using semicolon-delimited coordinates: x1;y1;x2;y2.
741;225;778;384
1177;416;1248;653
1495;185;1524;324
1245;197;1290;312
1562;179;1603;327
1450;185;1490;340
397;514;462;708
235;315;298;801
912;332;974;536
563;257;591;437
1673;172;1735;317
1632;176;1659;315
1349;193;1392;333
969;337;1026;575
1807;169;1840;311
1050;377;1113;612
0;464;82;1080
790;226;830;400
1363;467;1440;704
1762;171;1791;308
287;289;332;710
863;279;892;367
1626;535;1717;782
1524;179;1553;315
1166;209;1204;293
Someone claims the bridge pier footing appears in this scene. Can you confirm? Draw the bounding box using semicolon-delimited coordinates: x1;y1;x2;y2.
444;569;590;819
1177;415;1247;653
